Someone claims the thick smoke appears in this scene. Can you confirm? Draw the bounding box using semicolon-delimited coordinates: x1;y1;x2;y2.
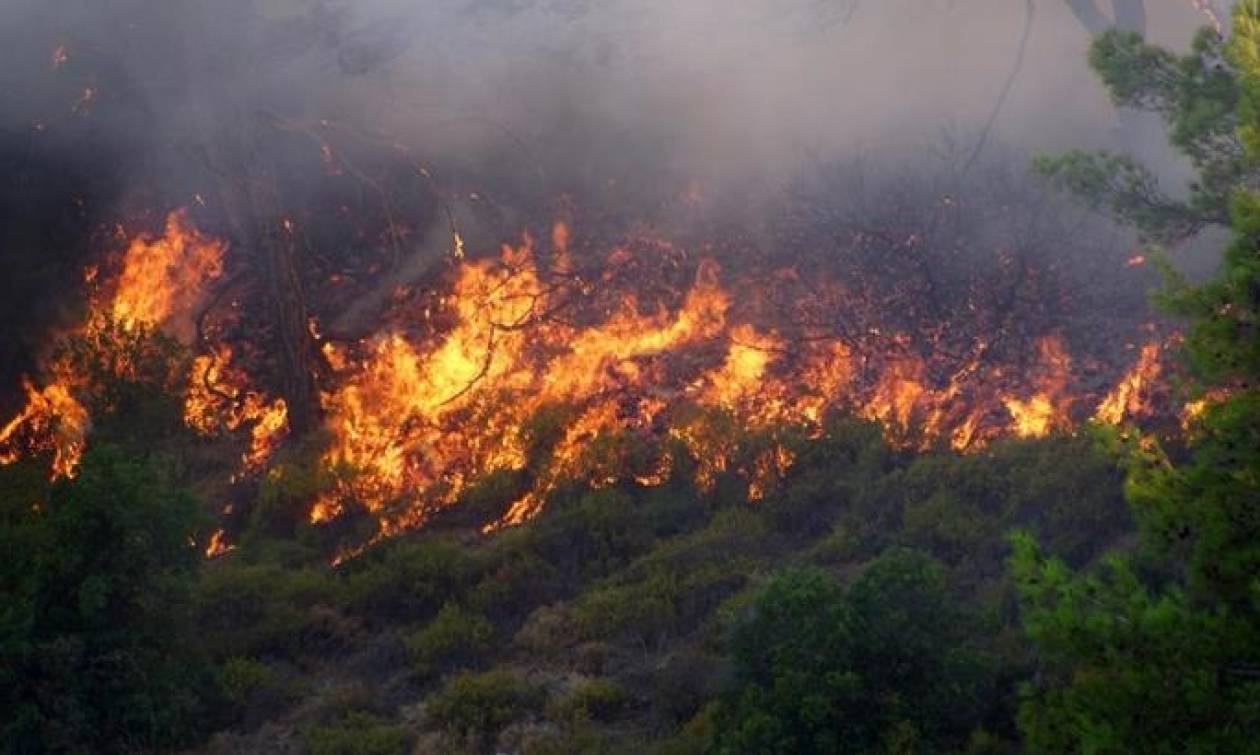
0;1;1210;197
0;0;1216;398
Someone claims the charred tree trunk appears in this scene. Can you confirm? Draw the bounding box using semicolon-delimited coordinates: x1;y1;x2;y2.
262;217;322;436
207;145;323;438
169;4;336;440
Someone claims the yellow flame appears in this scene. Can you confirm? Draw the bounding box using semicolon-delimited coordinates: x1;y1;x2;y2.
1095;343;1161;425
1003;335;1073;438
111;209;226;341
2;210;232;481
0;379;90;479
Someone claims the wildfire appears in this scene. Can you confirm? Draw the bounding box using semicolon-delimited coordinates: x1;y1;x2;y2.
0;209;284;481
701;324;784;411
1094;343;1162;425
205;528;236;558
1002;335;1073;438
315;237;731;530
2;206;1186;554
308;224;1179;543
861;355;927;434
184;345;290;473
108;209;226;340
0;379;89;478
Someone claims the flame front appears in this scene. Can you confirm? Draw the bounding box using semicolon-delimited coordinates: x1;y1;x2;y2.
184;346;290;473
2;210;1182;555
311;228;1180;542
315;241;731;530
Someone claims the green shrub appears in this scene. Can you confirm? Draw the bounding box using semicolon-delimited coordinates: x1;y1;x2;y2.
514;604;579;655
624;505;771;579
519;723;615;755
571;507;771;647
342;537;477;623
655;705;718;755
572;571;679;645
548;678;628;724
0;447;210;752
304;711;412;755
195;563;342;660
54;321;189;453
467;533;562;620
427;669;543;747
248;437;340;540
865;435;1128;573
715;550;994;754
524;482;709;588
405;604;494;677
527;488;657;581
445;468;529;526
217;657;276;705
215;656;298;728
806;522;864;564
651;650;726;726
901;492;995;565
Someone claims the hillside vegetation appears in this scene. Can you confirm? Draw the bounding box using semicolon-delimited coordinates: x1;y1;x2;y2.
4;5;1260;754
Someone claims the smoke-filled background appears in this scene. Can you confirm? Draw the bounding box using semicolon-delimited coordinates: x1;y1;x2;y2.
0;0;1218;401
0;1;1214;196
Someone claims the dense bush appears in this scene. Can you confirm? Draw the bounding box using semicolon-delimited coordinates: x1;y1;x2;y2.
405;603;495;677
714;550;996;754
0;447;209;752
466;531;564;621
214;656;300;729
341;537;478;623
195;563;344;660
547;677;628;724
304;711;413;755
427;668;544;749
883;435;1130;568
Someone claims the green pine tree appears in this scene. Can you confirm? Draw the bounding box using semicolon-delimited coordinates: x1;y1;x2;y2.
1012;5;1260;752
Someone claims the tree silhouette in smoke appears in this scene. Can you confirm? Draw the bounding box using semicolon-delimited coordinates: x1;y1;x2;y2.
1063;0;1146;35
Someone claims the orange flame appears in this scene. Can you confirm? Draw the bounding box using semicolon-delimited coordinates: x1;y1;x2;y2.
205;528;235;558
317;239;731;531
184;345;290;473
1003;335;1073;438
5;207;1180;555
0;379;90;478
1094;343;1162;425
309;224;1183;547
109;209;226;341
2;210;230;480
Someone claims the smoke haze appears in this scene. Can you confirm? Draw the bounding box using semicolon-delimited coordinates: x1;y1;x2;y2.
0;1;1211;199
0;0;1219;394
